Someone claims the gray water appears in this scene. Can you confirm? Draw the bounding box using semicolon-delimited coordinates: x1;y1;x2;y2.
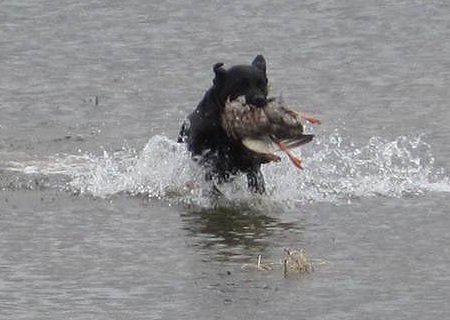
1;0;450;319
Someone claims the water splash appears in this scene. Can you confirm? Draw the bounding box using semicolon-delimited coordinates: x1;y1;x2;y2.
3;132;449;207
265;132;449;205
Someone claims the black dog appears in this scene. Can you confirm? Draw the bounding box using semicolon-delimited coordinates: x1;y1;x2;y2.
178;55;270;194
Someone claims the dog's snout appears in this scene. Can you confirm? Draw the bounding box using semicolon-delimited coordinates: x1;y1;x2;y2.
247;95;266;108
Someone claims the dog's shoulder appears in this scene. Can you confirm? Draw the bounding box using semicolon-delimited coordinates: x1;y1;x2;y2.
188;88;221;127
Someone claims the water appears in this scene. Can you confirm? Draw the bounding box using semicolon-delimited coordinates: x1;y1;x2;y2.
1;0;450;319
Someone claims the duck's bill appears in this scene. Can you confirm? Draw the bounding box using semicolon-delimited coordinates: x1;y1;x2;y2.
242;134;314;169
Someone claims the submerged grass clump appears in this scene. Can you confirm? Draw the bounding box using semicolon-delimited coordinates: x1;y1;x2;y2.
242;248;322;277
282;248;314;276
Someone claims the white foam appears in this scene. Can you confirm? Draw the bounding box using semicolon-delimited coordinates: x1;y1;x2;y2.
3;133;449;208
265;132;449;205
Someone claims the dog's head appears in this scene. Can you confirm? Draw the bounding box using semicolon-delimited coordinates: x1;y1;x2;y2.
212;55;268;108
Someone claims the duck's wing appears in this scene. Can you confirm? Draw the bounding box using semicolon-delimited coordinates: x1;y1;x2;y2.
241;134;314;170
280;134;314;149
241;137;281;163
242;137;277;155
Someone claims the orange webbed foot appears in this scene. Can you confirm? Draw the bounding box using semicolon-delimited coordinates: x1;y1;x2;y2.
289;109;321;125
300;112;321;124
275;141;303;169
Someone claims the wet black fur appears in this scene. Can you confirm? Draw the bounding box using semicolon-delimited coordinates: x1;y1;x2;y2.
178;55;269;194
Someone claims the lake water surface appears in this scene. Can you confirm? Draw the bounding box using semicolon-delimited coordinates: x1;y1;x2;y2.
1;1;450;319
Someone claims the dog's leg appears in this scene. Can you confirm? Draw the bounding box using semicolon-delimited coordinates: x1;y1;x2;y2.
247;168;265;194
204;171;223;197
205;170;233;197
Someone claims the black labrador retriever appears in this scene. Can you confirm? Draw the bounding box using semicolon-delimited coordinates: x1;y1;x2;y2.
178;55;269;194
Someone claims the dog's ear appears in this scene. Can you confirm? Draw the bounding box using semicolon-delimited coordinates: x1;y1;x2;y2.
252;55;266;75
213;62;226;86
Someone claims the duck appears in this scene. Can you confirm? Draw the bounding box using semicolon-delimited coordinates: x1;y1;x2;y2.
221;96;320;169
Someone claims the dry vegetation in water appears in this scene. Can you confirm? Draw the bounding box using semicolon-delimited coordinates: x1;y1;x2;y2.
241;248;326;277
